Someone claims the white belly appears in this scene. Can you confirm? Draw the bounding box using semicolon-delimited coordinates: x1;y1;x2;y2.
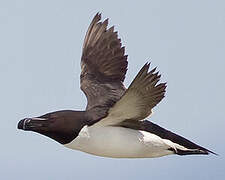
64;125;174;158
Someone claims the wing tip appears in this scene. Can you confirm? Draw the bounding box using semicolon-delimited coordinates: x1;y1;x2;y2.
206;149;218;156
82;13;128;83
94;12;101;20
172;148;218;156
135;62;166;86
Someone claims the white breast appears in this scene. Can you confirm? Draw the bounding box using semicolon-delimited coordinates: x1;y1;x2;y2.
64;124;174;158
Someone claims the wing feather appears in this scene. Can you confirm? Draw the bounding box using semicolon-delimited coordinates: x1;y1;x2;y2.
80;13;128;110
100;63;166;125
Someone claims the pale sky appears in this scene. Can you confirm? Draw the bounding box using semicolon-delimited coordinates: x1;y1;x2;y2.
1;0;225;179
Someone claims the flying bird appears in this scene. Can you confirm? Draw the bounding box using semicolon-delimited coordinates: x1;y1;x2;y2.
18;13;215;158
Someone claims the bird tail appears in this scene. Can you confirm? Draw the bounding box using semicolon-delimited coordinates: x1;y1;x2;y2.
142;121;217;156
167;143;217;156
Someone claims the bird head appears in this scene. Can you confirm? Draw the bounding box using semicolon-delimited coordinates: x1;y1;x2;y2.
18;110;86;144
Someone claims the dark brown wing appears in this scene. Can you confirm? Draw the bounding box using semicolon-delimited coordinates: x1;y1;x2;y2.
99;63;166;125
80;13;128;110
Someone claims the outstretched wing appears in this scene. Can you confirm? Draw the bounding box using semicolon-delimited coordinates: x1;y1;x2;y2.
100;63;166;125
80;13;128;110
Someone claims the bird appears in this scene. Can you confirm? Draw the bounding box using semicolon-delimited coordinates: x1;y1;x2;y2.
18;13;216;158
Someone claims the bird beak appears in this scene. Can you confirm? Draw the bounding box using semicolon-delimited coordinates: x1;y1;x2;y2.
18;117;48;131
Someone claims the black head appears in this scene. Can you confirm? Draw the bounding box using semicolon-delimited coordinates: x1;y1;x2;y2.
18;110;87;144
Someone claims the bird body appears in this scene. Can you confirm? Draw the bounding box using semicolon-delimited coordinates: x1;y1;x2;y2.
18;13;215;158
65;124;174;158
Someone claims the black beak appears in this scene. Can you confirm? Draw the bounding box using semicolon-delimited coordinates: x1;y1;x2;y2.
18;118;48;130
17;118;28;129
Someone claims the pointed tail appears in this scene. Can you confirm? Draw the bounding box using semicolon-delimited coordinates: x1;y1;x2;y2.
141;120;217;156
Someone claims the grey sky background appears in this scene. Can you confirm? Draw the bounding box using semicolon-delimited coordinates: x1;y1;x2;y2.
1;0;225;179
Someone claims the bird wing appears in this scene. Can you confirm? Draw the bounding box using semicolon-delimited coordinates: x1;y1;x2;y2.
99;63;166;126
80;13;128;111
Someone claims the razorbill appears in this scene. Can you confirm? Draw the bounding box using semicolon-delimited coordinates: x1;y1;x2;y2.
18;13;216;158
